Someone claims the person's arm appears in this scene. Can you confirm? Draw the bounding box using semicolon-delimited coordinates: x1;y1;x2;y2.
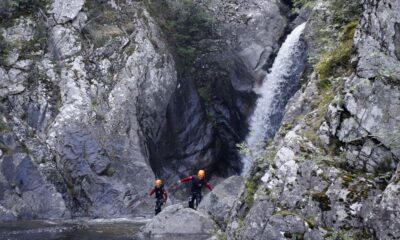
163;190;168;204
178;176;193;183
149;188;155;196
205;181;213;191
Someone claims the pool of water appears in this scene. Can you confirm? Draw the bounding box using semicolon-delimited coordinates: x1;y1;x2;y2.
0;218;148;240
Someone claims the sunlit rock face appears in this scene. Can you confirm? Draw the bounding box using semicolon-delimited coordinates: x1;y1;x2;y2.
0;0;177;218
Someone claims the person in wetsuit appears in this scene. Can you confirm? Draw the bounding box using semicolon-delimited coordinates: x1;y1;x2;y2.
177;170;213;209
149;179;168;215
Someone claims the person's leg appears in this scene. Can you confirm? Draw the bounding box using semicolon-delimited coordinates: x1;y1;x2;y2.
189;193;195;209
155;199;162;215
194;192;201;209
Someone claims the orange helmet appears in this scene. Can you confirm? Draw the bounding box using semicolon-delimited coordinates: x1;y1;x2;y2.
197;170;205;179
155;179;162;187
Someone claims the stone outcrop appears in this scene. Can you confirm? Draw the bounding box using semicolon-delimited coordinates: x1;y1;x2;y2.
2;2;400;240
224;0;400;239
1;0;177;219
198;175;245;228
147;0;289;180
136;204;217;240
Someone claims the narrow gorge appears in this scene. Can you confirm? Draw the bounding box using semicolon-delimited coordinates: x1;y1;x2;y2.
0;0;400;239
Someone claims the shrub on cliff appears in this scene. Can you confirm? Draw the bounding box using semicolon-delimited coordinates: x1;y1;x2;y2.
0;0;46;25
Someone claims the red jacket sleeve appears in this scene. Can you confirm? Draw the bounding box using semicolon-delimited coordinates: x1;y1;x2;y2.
205;182;213;191
180;176;193;183
149;188;155;196
163;189;168;203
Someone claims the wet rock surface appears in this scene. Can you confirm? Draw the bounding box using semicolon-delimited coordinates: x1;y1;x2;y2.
223;0;400;239
136;204;217;240
147;0;289;180
198;175;245;229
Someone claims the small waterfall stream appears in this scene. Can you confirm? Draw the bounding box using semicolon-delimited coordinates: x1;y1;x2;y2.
242;22;307;175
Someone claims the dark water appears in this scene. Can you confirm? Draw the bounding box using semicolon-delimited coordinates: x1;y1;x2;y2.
0;218;147;240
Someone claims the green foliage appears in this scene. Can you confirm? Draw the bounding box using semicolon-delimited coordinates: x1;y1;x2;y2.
316;20;359;90
0;34;10;65
20;143;32;154
244;177;258;207
82;0;123;48
145;0;215;67
84;0;119;24
311;191;331;211
197;86;212;106
0;143;11;154
330;0;363;25
324;230;371;240
0;113;9;133
0;0;46;25
216;231;227;240
292;0;316;9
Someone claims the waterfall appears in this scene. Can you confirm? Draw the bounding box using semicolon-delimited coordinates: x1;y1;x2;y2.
242;22;307;175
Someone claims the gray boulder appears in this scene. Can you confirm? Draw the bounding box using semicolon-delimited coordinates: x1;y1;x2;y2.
198;176;244;228
49;0;85;24
136;204;217;240
367;182;400;240
0;132;70;220
0;205;16;221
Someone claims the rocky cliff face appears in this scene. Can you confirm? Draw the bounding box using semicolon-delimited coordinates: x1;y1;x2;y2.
140;0;400;239
0;0;290;219
1;1;400;239
224;0;400;239
146;0;290;180
0;0;177;219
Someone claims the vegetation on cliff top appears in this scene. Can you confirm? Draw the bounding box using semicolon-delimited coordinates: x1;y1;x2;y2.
144;0;215;69
0;0;47;26
316;19;359;90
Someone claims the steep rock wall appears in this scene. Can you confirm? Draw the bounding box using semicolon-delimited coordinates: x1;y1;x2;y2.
0;0;177;218
226;0;400;239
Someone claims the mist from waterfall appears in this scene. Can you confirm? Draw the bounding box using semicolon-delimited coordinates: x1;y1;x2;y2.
242;22;307;175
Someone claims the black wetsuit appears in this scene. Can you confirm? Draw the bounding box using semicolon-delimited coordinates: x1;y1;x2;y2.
180;176;212;209
149;185;167;215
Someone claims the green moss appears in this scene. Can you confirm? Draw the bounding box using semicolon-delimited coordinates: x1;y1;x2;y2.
375;156;395;174
216;231;227;240
0;143;11;154
342;174;355;188
304;216;317;229
292;0;316;11
280;122;294;136
197;86;211;106
311;191;331;211
244;177;257;207
275;210;297;217
20;143;32;154
0;0;48;26
0;34;10;65
330;0;363;25
0;118;9;133
316;20;359;89
283;232;305;240
84;0;119;24
325;230;370;240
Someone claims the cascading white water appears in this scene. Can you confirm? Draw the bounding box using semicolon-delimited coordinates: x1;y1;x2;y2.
242;22;307;175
